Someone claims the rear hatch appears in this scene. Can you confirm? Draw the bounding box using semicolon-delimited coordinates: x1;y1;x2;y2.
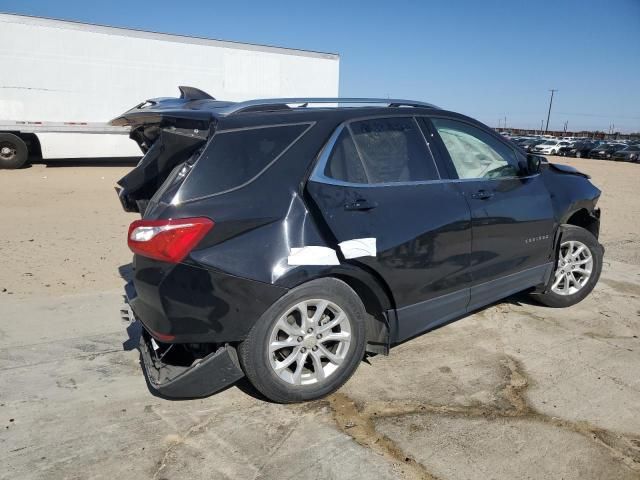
111;86;229;214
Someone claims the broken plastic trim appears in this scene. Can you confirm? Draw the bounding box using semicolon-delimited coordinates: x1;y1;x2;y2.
117;126;211;213
139;330;245;399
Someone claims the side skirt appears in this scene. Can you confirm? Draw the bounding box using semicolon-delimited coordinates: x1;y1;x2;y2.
388;262;553;345
467;263;553;311
390;288;469;344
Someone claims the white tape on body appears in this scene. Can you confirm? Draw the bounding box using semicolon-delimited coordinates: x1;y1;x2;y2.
338;238;377;259
287;246;340;266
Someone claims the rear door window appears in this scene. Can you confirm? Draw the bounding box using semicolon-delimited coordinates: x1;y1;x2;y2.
324;117;439;184
182;123;309;198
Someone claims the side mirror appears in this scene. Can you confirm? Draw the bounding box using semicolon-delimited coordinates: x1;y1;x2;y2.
527;154;542;174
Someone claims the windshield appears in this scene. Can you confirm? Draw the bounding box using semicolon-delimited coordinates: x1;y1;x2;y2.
542;140;556;145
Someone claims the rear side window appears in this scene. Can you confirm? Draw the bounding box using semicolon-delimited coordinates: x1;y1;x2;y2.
324;117;439;184
182;124;309;197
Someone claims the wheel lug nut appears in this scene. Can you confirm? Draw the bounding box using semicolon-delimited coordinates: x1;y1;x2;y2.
297;336;303;342
312;346;318;351
300;347;306;353
307;328;313;333
316;333;322;339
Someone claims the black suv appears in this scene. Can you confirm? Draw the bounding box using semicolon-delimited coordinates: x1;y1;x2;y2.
113;87;603;403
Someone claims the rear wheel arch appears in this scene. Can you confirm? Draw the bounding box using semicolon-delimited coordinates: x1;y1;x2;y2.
332;273;393;353
277;266;395;353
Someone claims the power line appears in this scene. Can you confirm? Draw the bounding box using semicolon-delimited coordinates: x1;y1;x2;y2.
545;89;557;133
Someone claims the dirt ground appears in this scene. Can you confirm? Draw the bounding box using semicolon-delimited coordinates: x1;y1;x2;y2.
1;156;639;479
1;157;638;297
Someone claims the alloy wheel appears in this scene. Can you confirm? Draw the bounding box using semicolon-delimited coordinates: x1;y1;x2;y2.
268;299;352;385
551;240;593;296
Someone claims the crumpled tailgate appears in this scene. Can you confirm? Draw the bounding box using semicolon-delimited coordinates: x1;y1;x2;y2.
110;87;221;214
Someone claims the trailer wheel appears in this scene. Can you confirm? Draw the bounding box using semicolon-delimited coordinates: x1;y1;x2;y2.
0;133;29;169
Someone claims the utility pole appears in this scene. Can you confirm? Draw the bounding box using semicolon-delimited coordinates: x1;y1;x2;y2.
540;120;544;134
545;89;557;133
504;116;507;130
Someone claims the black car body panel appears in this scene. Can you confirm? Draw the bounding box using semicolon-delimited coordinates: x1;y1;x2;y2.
547;162;590;178
114;88;603;396
128;257;288;343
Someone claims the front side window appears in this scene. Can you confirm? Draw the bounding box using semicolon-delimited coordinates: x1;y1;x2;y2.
431;118;520;180
324;117;439;184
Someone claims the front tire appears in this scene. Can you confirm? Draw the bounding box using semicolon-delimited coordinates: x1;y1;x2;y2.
533;225;603;308
239;278;367;403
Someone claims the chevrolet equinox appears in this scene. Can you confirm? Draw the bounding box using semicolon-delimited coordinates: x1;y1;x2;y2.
113;87;603;403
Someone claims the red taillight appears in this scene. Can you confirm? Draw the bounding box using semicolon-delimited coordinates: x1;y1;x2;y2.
127;217;214;263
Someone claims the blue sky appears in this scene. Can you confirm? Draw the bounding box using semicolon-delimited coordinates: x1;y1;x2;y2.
2;0;639;132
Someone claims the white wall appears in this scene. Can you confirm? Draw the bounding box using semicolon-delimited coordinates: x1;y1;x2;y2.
0;14;340;157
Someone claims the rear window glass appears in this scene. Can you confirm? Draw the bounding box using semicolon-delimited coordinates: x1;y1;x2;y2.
182;124;308;198
324;117;439;184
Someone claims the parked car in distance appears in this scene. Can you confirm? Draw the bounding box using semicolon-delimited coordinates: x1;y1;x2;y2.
566;141;597;158
113;88;604;403
611;146;640;162
519;138;546;153
534;140;570;155
557;141;578;156
590;143;626;160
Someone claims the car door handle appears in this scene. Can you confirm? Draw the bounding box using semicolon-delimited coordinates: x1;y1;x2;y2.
471;189;494;200
344;199;378;211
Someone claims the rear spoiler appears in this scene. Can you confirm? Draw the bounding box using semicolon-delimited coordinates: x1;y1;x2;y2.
178;86;215;101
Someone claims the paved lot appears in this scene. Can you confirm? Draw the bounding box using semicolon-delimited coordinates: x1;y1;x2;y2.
1;157;639;479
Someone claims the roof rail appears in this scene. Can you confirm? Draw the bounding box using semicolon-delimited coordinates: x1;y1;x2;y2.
216;98;439;116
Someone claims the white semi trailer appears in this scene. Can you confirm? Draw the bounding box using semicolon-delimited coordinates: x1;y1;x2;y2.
0;13;340;168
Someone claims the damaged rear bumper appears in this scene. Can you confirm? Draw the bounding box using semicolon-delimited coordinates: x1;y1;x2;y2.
138;329;244;399
124;285;245;399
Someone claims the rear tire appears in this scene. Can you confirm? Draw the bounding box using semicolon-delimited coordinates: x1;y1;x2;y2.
0;133;28;169
239;278;367;403
532;225;603;308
